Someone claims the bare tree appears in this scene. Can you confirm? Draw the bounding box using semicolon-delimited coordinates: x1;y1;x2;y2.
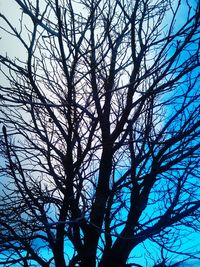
0;0;200;266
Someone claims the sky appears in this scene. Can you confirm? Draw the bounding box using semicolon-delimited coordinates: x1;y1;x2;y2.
0;0;200;266
0;0;27;60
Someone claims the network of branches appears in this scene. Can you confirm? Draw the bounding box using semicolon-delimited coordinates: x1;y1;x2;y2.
0;0;200;266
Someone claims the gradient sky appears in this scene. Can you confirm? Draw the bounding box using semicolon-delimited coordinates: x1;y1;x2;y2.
0;1;200;266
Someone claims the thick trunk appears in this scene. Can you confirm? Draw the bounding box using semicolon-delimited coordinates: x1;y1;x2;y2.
80;253;96;267
54;249;66;267
82;146;113;266
54;258;66;267
99;252;127;267
99;238;140;267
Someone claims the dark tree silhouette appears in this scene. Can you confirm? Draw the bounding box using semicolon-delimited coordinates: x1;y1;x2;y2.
0;0;200;266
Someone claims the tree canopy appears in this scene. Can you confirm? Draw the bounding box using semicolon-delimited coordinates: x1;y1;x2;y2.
0;0;200;266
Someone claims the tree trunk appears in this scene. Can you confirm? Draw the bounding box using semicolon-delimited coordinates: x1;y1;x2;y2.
53;246;66;267
99;255;127;267
79;248;96;267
